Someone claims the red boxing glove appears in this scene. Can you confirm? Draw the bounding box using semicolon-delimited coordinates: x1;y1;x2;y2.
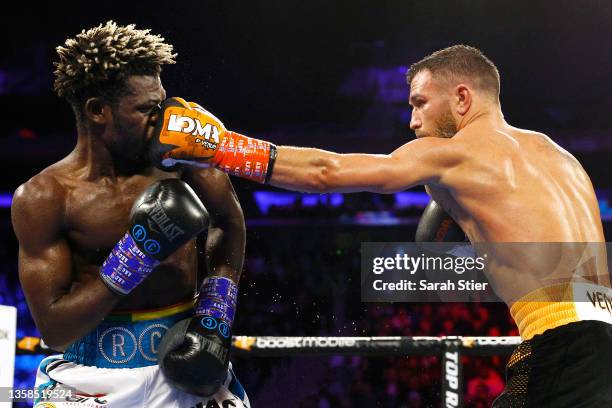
148;97;277;183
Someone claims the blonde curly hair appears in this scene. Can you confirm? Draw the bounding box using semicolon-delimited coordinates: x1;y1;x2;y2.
54;21;176;118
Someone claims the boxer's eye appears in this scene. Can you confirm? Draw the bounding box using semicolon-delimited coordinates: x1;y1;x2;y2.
150;104;162;115
140;104;160;114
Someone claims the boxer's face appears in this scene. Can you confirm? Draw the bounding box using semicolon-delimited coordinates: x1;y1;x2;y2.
409;70;458;139
105;75;166;160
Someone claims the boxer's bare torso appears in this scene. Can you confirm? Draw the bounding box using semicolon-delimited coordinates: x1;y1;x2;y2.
12;75;245;350
41;162;197;310
425;123;607;303
272;124;607;304
12;162;192;350
13;155;243;350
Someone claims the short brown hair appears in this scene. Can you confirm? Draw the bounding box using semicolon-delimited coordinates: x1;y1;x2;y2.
54;21;176;121
407;45;500;99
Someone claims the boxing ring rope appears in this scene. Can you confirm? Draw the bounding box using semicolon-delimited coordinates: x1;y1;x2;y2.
17;335;521;407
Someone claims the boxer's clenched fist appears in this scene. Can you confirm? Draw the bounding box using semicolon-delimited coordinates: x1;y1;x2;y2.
158;277;238;396
100;179;209;295
148;97;276;183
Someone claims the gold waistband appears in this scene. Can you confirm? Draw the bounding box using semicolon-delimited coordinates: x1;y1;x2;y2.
510;283;580;341
510;282;612;341
106;299;195;322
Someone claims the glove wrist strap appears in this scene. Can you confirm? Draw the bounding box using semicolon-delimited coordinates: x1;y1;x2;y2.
213;131;276;183
99;232;160;295
195;277;238;327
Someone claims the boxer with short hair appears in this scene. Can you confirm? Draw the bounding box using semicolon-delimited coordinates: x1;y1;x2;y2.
11;21;250;407
149;45;611;406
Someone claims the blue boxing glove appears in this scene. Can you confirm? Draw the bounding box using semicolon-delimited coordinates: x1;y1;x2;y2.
99;179;209;295
158;276;238;396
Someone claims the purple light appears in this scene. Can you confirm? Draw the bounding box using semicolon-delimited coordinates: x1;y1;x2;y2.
0;194;12;208
394;192;430;208
301;195;319;207
600;200;612;221
1;190;611;221
0;70;6;94
329;193;344;207
301;193;344;208
254;191;345;214
253;191;297;215
354;211;401;226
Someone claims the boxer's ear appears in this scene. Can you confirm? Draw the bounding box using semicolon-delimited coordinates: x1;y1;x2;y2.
84;97;110;125
455;84;472;116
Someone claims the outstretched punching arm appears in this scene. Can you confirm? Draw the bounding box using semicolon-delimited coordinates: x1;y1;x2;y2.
148;97;468;193
269;137;467;193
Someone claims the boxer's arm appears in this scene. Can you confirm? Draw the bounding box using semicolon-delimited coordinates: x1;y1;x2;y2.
269;137;467;193
158;168;244;395
11;175;121;350
180;167;245;283
149;98;464;192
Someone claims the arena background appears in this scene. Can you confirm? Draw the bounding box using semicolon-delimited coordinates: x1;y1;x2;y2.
1;1;611;407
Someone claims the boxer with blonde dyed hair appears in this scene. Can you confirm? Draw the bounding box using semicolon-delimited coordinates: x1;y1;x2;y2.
13;21;250;407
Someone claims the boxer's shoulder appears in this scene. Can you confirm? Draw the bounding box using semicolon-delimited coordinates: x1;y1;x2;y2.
13;170;66;217
16;157;87;198
12;171;67;246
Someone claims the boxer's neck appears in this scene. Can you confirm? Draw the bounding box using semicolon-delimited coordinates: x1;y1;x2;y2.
457;105;506;132
71;132;145;181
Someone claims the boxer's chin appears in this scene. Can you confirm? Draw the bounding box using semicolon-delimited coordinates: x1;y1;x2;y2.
434;108;458;138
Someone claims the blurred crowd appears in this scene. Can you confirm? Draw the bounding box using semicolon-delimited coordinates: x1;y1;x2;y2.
233;226;516;407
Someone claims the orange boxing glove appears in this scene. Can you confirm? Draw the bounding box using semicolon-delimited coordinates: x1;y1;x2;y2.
148;97;277;183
